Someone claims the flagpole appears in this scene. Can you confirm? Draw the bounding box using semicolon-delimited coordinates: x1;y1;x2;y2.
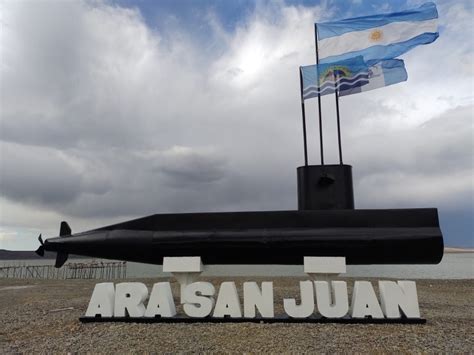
299;67;309;166
334;72;343;165
314;23;324;166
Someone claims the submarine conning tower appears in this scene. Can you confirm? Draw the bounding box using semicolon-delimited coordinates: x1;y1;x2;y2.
297;164;354;210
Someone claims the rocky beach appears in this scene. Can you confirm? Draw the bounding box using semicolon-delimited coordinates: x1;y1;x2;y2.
0;277;472;353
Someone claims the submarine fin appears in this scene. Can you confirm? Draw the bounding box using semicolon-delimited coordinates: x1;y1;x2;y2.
56;222;71;267
60;221;71;236
55;252;69;268
35;234;45;257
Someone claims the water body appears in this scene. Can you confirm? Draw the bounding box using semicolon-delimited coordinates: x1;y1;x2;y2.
2;253;472;279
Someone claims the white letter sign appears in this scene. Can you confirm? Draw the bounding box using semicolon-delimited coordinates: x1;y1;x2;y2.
283;281;315;318
315;281;349;318
182;282;215;318
213;282;242;318
114;283;148;317
145;282;176;318
243;281;274;318
379;281;420;318
351;281;384;319
85;282;115;318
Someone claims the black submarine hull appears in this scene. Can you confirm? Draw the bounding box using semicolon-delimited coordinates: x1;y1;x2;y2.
41;208;443;266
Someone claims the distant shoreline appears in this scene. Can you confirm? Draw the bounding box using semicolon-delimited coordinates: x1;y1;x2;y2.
444;247;474;253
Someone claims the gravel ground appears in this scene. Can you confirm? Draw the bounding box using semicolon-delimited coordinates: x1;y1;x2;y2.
0;277;472;353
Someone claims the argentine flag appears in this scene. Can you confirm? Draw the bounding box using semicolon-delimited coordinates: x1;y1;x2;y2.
339;59;408;97
301;56;369;100
316;2;439;65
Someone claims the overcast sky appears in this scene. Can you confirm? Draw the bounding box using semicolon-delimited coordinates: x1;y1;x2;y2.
0;0;472;250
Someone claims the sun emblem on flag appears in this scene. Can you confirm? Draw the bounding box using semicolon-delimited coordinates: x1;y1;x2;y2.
369;29;383;42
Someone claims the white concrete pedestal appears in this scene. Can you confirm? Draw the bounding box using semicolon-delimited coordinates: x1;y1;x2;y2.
163;257;204;303
304;256;346;279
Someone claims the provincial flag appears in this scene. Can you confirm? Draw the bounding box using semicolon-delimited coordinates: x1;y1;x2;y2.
316;2;439;65
300;56;369;100
339;59;408;97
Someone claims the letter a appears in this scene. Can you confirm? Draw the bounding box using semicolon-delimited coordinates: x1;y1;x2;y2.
213;282;242;318
351;281;384;319
145;282;176;318
85;283;115;318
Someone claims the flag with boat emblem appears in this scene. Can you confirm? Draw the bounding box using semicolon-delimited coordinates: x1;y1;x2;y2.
316;2;439;65
300;56;369;99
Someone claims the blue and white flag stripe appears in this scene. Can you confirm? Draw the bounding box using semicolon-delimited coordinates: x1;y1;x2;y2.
316;2;438;65
319;19;437;59
339;59;408;97
317;2;438;39
320;32;438;66
302;71;369;98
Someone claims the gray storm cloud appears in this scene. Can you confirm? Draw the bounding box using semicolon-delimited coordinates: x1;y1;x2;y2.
1;142;83;204
157;146;227;187
0;142;111;205
0;0;472;248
